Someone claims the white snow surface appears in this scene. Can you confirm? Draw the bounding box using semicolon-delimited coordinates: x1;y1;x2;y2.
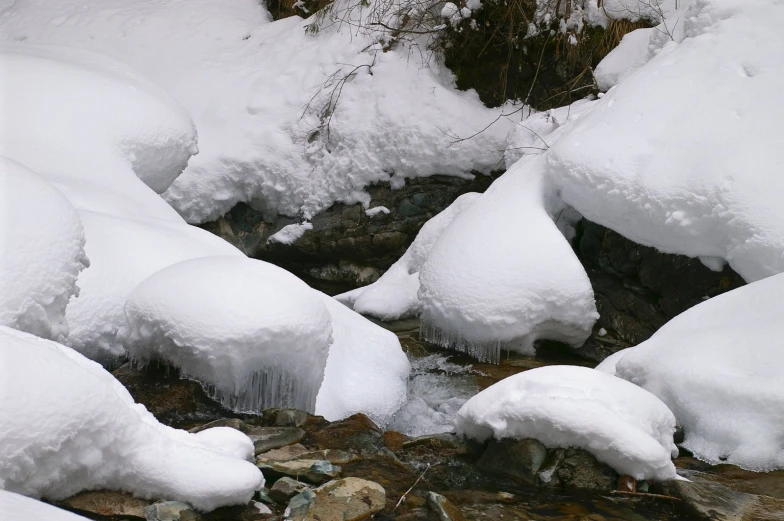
336;193;481;321
455;365;681;481
315;294;410;425
0;326;263;510
0;157;88;343
0;0;514;224
593;28;653;91
125;256;333;414
267;223;313;246
548;0;784;282
611;273;784;471
0;490;89;521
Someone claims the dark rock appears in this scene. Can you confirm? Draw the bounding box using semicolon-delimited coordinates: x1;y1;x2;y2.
269;409;309;428
285;478;385;521
144;502;200;521
305;413;382;454
257;459;341;485
476;439;548;484
257;443;310;462
247;427;306;454
188;418;250;434
426;491;466;521
268;477;311;504
537;448;618;490
59;491;151;519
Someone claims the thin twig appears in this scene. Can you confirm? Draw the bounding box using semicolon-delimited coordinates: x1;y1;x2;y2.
392;463;430;512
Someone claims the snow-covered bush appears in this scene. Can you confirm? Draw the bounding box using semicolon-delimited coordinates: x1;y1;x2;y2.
0;326;263;510
455;365;682;481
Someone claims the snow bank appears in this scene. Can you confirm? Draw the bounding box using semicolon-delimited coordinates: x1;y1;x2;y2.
418;155;598;363
0;0;514;223
0;490;89;521
455;365;681;481
548;0;784;282
125;256;333;413
0;157;88;342
315;294;410;425
593;28;653;91
0;326;263;510
613;273;784;471
66;211;242;363
336;193;481;321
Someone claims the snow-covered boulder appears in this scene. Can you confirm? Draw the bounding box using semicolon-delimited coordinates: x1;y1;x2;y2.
0;490;89;521
0;326;263;511
125;256;333;413
315;294;410;425
455;365;681;482
336;193;481;321
548;0;784;282
418;155;598;363
0;157;89;342
593;28;653;91
611;273;784;471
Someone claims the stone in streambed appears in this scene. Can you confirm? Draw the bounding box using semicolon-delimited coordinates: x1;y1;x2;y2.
269;477;311;504
285;478;385;521
257;459;341;485
247;426;305;454
60;490;151;519
144;501;200;521
426;491;465;521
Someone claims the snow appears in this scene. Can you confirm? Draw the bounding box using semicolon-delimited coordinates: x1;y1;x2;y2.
0;157;88;343
593;28;653;91
418;155;598;363
365;206;390;217
0;0;514;224
125;256;333;414
315;294;410;425
455;365;681;481
66;211;242;363
0;326;263;511
267;222;313;246
548;0;784;282
336;193;481;321
611;273;784;471
0;490;89;521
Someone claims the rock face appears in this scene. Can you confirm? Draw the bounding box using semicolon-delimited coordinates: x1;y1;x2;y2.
200;174;499;293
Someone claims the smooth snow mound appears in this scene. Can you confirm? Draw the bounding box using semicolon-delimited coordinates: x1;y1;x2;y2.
0;490;89;521
336;193;481;321
0;0;514;223
0;326;263;510
614;273;784;471
455;365;681;481
593;28;653;91
66;211;242;363
315;294;410;425
418;155;598;363
0;157;88;342
0;44;195;222
125;256;333;413
548;0;784;282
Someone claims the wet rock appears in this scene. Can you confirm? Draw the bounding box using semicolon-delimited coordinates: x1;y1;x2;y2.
618;475;638;492
60;490;151;519
285;477;385;521
188;418;250;434
426;491;466;521
306;413;382;454
269;477;311;504
476;439;548;484
247;426;305;454
538;448;618;490
257;459;341;485
257;443;310;462
266;409;308;428
256;488;276;505
144;501;200;521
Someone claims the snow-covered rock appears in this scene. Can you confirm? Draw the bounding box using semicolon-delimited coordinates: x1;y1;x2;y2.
66;211;242;363
593;28;653;91
0;490;89;521
0;157;88;342
0;326;263;511
455;365;681;481
418;155;598;363
336;193;481;321
125;256;333;413
611;273;784;471
548;0;784;282
0;0;514;223
315;294;410;425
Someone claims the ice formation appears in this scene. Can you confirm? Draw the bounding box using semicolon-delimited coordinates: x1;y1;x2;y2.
548;0;784;282
455;366;681;481
418;155;598;363
0;326;263;510
0;490;89;521
125;256;333;413
336;193;481;321
0;0;514;223
0;157;88;342
315;294;410;425
612;273;784;471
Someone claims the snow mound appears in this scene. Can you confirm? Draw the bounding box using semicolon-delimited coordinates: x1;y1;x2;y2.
613;273;784;471
594;28;653;91
418;155;598;363
0;326;263;510
267;223;313;245
315;294;410;425
336;193;481;321
0;490;89;521
0;0;514;223
455;365;681;481
0;44;195;222
0;157;88;342
66;211;242;363
548;0;784;282
125;256;333;413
